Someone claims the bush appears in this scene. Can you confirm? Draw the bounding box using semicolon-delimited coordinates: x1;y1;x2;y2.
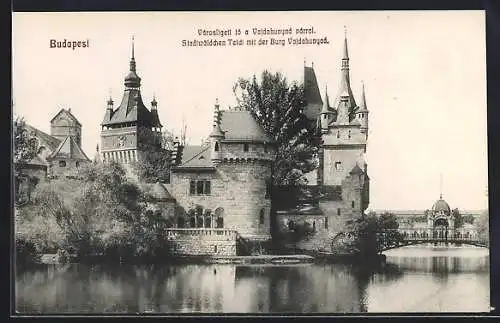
16;237;41;266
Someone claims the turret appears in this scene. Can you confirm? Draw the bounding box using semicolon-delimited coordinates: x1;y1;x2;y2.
357;82;369;135
209;98;225;163
320;84;334;133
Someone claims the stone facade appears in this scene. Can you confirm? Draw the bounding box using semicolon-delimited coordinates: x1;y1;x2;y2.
164;229;237;256
167;161;272;241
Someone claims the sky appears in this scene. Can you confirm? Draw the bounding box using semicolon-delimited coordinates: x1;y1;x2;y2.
12;11;488;211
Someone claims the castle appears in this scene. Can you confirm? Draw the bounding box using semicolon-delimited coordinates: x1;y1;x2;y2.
96;33;370;255
275;33;370;252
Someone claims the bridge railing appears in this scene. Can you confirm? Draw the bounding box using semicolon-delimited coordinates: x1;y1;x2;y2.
377;228;485;243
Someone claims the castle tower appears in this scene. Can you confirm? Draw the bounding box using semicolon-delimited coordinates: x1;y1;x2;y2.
320;30;368;188
50;108;82;147
100;38;163;165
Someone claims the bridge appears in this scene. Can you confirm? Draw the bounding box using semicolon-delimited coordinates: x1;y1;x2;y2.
376;228;489;251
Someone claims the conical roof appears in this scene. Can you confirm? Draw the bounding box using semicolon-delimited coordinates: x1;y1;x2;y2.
152;181;175;201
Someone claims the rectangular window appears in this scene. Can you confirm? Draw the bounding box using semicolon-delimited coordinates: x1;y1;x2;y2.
352;201;355;208
337;208;341;216
204;180;211;195
335;162;341;170
325;217;328;229
189;180;196;195
244;143;249;152
196;181;204;195
190;180;212;195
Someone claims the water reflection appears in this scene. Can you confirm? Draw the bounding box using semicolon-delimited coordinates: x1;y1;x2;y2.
15;246;489;314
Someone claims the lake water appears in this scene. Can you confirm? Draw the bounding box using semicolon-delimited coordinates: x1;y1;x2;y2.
15;244;490;314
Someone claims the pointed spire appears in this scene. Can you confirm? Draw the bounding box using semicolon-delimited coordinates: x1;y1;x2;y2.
129;36;136;72
107;95;113;109
151;92;158;109
93;144;102;164
124;36;141;88
358;81;368;112
210;98;225;138
343;26;349;60
440;173;443;199
132;36;135;60
322;84;330;113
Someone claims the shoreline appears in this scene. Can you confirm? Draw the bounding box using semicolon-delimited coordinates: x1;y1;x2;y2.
34;252;386;266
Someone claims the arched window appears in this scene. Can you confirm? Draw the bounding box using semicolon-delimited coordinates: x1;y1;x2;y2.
351;201;355;208
259;209;265;225
312;221;316;231
214;142;219;152
177;217;185;228
204;210;212;228
59;160;66;167
336;131;340;138
215;207;224;228
76;161;80;168
190;217;196;228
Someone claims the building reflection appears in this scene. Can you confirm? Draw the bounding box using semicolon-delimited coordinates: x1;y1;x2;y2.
15;252;489;314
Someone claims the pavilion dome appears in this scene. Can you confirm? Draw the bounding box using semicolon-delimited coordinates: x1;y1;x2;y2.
432;197;451;215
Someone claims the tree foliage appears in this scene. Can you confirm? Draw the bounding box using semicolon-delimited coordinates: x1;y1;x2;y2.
345;212;403;255
131;128;174;183
19;162;170;260
233;70;321;186
13;117;39;203
475;210;489;242
452;208;464;228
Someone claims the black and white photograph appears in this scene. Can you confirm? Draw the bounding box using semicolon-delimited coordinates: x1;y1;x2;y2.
12;10;490;314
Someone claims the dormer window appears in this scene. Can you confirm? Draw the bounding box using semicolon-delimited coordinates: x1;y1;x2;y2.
243;143;249;152
214;142;219;152
59;160;66;167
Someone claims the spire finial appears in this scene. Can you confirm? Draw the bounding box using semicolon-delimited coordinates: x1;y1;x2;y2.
342;27;349;60
132;35;135;60
96;144;99;152
312;61;314;68
439;173;443;199
304;57;306;67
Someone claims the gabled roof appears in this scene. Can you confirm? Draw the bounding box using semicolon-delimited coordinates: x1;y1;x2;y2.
220;110;272;143
50;108;81;126
152;181;176;201
27;154;49;167
47;136;90;161
24;124;61;151
175;145;214;169
101;89;154;126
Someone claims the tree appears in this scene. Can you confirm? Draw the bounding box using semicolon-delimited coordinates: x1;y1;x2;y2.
233;70;321;186
475;210;489;243
345;212;403;256
452;208;464;228
13;117;38;203
131;128;174;183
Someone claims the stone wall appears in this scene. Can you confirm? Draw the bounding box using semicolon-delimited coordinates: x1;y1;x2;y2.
49;158;89;179
167;161;272;241
164;229;237;256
